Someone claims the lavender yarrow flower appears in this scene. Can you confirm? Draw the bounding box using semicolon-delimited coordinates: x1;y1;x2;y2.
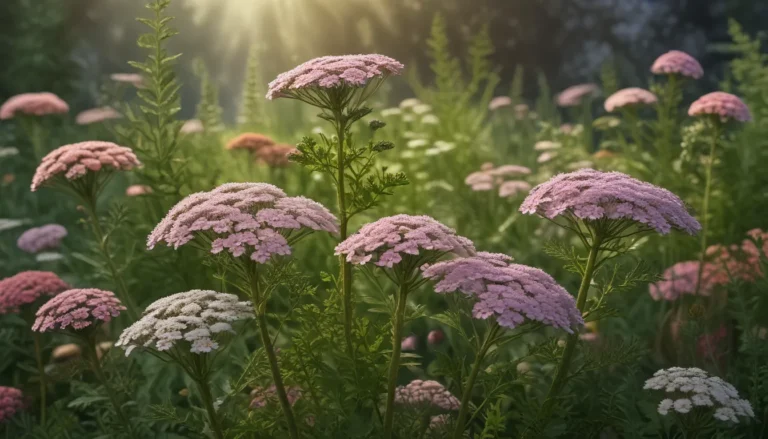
498;180;532;198
604;88;658;112
31;141;141;192
17;224;67;253
488;96;512;111
422;253;583;332
116;290;252;356
651;50;703;79
148;183;338;263
688;92;752;123
75;107;122;125
334;214;475;268
32;288;125;332
556;84;599;107
0;387;24;423
644;367;754;423
394;380;460;411
266;54;404;101
0;271;69;314
520;169;700;235
0;92;69;119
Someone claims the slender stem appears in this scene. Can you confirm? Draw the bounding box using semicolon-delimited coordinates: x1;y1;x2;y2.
333;114;355;357
33;332;46;424
195;374;225;439
453;323;501;439
417;413;430;439
251;273;300;439
86;340;134;436
695;123;719;295
383;281;410;438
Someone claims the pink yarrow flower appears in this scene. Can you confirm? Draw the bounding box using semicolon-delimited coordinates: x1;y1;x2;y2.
557;84;599;107
422;253;583;332
651;51;703;79
31;141;141;191
256;144;297;167
17;224;67;253
75;107;122;125
334;214;475;268
520;169;700;235
649;261;710;301
0;387;24;423
498;180;531;198
267;54;404;100
401;335;418;351
0;92;69;120
32;288;125;332
604;88;658;112
488;96;513;111
0;271;69;314
126;184;153;197
394;380;460;411
226;133;275;151
688;92;751;123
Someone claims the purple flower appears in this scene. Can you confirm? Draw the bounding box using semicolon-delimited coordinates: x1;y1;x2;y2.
334;214;475;268
32;288;126;332
17;224;67;253
0;271;69;314
520;169;700;235
267;54;404;100
604;88;658;112
0;92;69;119
394;379;460;411
0;386;24;423
651;51;703;79
688;92;751;123
557;84;599;107
422;253;583;332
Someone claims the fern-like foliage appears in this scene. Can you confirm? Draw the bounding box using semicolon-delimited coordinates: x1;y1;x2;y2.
240;46;269;131
193;59;224;132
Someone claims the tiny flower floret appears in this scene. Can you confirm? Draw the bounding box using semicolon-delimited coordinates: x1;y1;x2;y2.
651;50;703;79
116;290;252;355
520;169;701;235
0;92;69;119
31;141;141;191
644;367;754;423
0;386;24;423
17;224;67;253
32;288;125;332
422;253;583;332
0;271;69;314
688;92;751;123
604;88;658;112
267;54;404;100
394;380;460;411
334;214;475;268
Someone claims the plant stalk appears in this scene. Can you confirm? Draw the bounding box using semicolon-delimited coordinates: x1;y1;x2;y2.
196;377;225;439
333;115;355;358
33;332;46;424
695;123;719;295
86;339;135;436
383;281;410;438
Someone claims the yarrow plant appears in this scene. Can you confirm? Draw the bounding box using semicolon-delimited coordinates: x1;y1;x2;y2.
0;92;69;160
16;224;67;254
651;50;704;79
117;290;253;439
604;87;658;112
556;84;599;107
225;132;275;152
75;107;122;125
0;387;24;424
335;214;474;438
393;379;459;435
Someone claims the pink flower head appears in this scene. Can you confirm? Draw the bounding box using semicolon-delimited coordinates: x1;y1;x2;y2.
180;119;204;134
267;54;404;100
17;224;67;253
0;387;24;423
110;73;144;88
499;180;531;198
126;184;153;197
520;169;700;235
688;92;751;123
557;84;599;107
422;253;583;332
488;165;531;177
249;385;302;410
148;183;338;263
0;92;69;120
226;133;275;151
334;214;475;268
465;171;494;191
394;380;460;411
256;144;297;167
604;88;658;112
488;96;512;111
706;238;764;286
31;141;141;191
427;329;445;346
32;288;125;332
651;50;703;79
649;261;710;301
75;107;122;125
401;335;418;351
0;271;69;314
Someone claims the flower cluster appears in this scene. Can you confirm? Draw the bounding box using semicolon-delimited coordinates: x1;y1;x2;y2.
465;163;531;198
488;96;512;111
110;73;144;88
644;367;754;423
688;92;752;123
249;385;302;409
651;50;703;79
148;183;338;263
649;261;710;301
126;184;153;197
267;54;404;100
422;253;583;331
0;386;24;423
394;380;460;411
116;290;252;355
520;169;701;235
17;224;67;253
604;88;658;112
180;119;204;134
0;92;69;119
335;214;475;268
31;141;141;191
75;107;121;125
226;133;275;151
556;84;599;107
32;288;125;332
0;271;69;314
256;143;296;167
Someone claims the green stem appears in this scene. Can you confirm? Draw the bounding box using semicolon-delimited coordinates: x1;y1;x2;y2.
452;323;501;439
196;377;225;439
251;274;299;439
86;339;135;436
695;123;719;295
333;115;355;358
383;281;410;438
33;332;46;425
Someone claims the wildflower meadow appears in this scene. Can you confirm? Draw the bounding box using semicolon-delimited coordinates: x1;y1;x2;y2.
1;1;768;438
